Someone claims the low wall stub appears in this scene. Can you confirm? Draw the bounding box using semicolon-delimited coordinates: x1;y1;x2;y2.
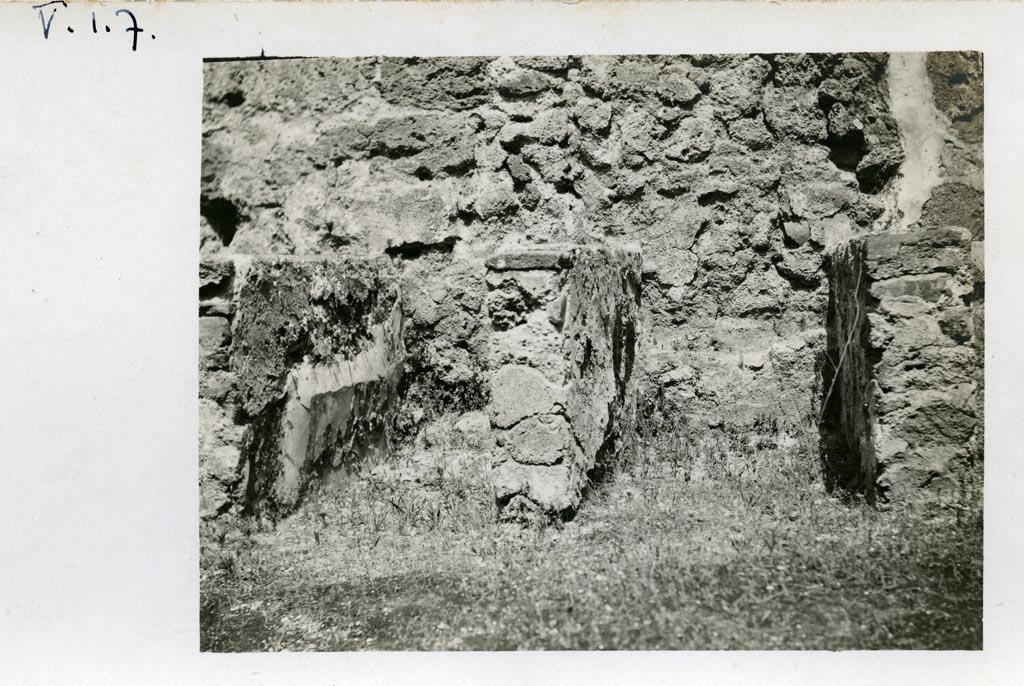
198;256;404;522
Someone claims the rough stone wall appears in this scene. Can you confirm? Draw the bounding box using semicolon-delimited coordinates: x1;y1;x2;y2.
198;259;244;521
827;228;979;503
198;256;405;527
394;252;491;436
485;246;641;519
201;53;983;508
201;54;905;433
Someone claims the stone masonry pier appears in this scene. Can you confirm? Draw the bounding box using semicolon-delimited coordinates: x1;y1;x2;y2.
485;245;642;520
826;227;980;503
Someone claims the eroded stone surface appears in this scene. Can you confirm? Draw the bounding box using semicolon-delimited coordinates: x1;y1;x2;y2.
488;364;567;430
199;397;244;520
497;414;579;466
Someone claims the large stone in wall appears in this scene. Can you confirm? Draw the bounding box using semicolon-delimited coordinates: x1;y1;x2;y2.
485;245;641;519
826;227;980;503
198;256;405;520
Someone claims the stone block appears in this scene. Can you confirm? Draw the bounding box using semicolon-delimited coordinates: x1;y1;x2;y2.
199;369;237;403
783;220;811;246
938;306;974;343
492;461;582;516
199;316;231;370
498;414;579;466
199;258;235;296
485;247;574;271
487;364;567;429
870;273;951;302
862;227;971;280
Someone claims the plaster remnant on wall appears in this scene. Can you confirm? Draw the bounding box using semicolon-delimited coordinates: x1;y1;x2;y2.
888;53;947;231
198;256;406;524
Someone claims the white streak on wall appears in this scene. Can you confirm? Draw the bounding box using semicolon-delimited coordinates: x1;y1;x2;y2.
888;53;948;231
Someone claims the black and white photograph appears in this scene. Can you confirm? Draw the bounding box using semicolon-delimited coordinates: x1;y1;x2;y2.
10;0;1024;682
197;52;984;651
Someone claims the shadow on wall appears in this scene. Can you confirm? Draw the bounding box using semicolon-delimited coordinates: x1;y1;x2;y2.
817;277;862;497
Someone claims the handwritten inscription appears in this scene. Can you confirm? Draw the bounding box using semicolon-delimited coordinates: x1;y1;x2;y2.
34;1;156;51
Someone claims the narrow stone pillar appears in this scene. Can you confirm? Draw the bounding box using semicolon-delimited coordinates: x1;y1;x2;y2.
485;245;642;519
827;227;980;503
